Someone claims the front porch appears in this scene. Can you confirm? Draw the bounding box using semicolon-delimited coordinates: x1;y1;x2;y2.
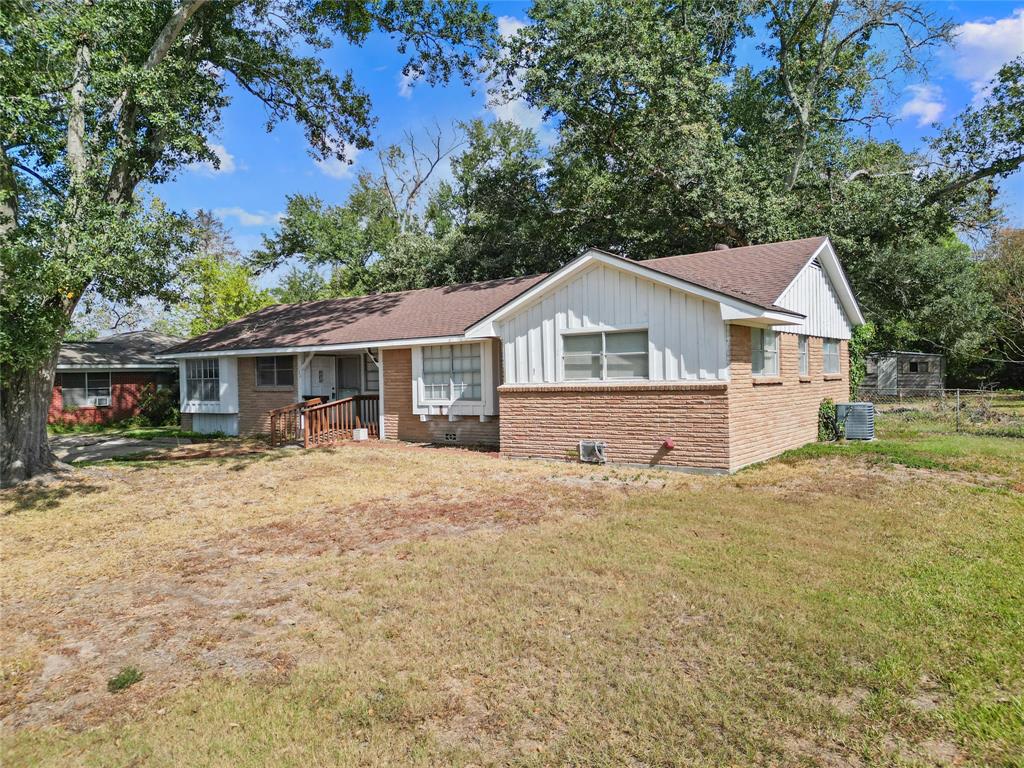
268;394;380;448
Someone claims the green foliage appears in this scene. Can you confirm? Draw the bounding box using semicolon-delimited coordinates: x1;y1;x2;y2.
1;0;496;480
818;398;842;442
979;229;1024;382
106;666;143;693
854;238;995;374
136;385;179;428
272;267;330;305
848;322;875;396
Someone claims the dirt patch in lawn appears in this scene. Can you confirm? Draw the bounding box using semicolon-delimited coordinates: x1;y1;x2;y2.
0;444;621;731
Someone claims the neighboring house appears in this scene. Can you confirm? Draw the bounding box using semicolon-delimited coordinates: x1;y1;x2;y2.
861;351;945;394
50;330;183;426
160;236;863;473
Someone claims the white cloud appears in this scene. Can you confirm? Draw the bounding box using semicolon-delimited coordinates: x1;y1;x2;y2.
316;141;362;179
496;14;527;39
398;70;417;98
213;206;282;227
484;15;554;143
191;142;237;175
952;9;1024;100
899;84;946;127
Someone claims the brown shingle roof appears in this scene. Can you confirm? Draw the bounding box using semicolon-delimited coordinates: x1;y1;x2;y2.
58;330;183;369
162;274;547;355
163;237;830;355
640;236;827;311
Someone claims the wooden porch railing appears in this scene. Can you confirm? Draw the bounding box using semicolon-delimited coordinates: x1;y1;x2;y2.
268;397;321;447
302;395;380;448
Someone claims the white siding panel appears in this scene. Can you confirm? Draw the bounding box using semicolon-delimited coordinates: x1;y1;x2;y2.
774;260;852;339
497;263;729;384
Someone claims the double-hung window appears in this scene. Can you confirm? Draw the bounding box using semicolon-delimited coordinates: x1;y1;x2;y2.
186;359;221;402
256;356;294;388
823;339;841;374
60;372;111;407
562;330;648;381
798;335;809;376
421;344;481;402
751;329;779;377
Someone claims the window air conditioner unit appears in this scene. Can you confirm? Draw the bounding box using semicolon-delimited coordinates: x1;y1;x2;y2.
579;440;607;464
91;396;111;407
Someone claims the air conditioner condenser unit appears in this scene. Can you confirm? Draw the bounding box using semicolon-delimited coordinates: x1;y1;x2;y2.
836;402;875;440
579;440;607;464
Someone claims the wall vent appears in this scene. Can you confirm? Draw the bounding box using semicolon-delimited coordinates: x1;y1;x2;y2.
836;402;875;440
579;440;607;463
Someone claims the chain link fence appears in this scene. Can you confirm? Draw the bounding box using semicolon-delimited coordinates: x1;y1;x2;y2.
852;387;1024;436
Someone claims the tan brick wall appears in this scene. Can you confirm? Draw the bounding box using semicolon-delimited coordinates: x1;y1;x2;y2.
382;348;500;448
237;356;299;436
498;383;731;471
727;326;849;471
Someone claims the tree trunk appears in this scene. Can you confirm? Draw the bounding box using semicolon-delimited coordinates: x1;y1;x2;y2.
1;346;61;486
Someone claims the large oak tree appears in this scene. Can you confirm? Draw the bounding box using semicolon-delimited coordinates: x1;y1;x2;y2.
0;0;494;485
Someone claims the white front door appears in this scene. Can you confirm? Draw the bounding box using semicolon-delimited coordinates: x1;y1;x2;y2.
309;355;336;399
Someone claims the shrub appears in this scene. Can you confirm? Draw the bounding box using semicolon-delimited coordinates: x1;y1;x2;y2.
137;384;179;427
107;666;143;693
818;398;843;441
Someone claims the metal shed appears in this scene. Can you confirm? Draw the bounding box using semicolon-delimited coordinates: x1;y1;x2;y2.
861;351;945;394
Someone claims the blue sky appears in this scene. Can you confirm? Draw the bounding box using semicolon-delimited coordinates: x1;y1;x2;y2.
158;1;1024;285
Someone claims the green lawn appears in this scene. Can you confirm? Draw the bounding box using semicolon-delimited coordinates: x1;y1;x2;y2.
3;416;1022;767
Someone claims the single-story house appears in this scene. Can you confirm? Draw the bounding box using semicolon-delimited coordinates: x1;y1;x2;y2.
861;351;945;394
50;330;182;426
159;236;863;473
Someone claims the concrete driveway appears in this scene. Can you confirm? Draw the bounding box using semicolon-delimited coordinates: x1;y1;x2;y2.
50;433;192;463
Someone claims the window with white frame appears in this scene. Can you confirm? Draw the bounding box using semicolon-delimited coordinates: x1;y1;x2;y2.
823;339;841;374
421;344;481;401
798;335;809;376
60;372;111;407
562;330;648;381
186;358;221;401
751;328;779;377
364;353;379;392
256;356;294;388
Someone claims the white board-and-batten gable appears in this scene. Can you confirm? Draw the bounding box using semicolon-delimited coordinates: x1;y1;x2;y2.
493;261;730;385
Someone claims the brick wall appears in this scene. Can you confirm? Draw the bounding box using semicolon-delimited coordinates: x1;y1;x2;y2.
382;347;500;447
498;382;731;471
49;371;170;426
727;326;849;471
237;356;299;436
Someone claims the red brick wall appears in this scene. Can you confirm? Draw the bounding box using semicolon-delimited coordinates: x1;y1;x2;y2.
382;347;500;448
48;371;170;426
498;383;731;470
727;326;849;471
237;356;299;436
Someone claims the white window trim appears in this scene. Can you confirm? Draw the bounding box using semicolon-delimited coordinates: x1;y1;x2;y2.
823;338;841;374
751;328;779;378
61;371;112;408
559;328;650;382
798;335;809;376
411;341;495;417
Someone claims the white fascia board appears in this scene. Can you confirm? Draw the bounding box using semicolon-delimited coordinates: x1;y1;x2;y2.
155;334;470;360
55;364;178;371
778;238;865;326
465;249;801;337
722;307;804;326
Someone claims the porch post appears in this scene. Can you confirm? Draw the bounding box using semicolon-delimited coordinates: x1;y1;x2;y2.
376;347;385;440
